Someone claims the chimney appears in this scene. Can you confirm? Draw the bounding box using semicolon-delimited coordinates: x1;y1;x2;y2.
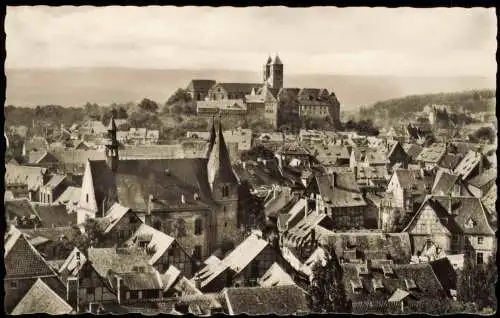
353;166;358;180
66;277;79;311
242;161;246;169
181;194;186;204
304;198;309;217
448;194;452;214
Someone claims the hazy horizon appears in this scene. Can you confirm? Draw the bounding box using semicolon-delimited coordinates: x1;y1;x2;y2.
6;6;497;78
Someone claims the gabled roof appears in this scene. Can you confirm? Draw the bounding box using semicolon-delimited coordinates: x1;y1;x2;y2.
405;195;495;236
28;151;61;165
222;285;309;315
54;186;81;206
33;204;77;227
11;278;74;315
437;153;463;170
393;169;433;194
5;163;47;191
124;223;176;266
162;265;182;292
315;173;367;208
87;247;153;278
187;79;217;92
58;247;87;277
24;136;50;152
467;168;496;189
101;202;133;233
43;174;66;189
415;143;446;163
4;227;57;278
193;233;269;289
212;83;263;95
403;144;424;160
388;288;411;302
481;183;496;217
117;271;164;291
453;150;484;179
5;198;40;220
431;171;470;196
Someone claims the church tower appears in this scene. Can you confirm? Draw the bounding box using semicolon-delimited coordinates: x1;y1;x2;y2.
105;116;119;172
266;54;283;91
206;120;240;249
206;116;217;158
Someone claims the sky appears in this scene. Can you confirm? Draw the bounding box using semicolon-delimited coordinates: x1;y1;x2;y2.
5;6;497;77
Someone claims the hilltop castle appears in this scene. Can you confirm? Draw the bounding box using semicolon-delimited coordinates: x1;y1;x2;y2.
187;54;341;130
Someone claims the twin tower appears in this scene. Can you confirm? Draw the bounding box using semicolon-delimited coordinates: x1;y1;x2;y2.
262;54;284;91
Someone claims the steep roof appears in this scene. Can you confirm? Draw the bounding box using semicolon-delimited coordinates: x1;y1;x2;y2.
270;54;283;65
187;79;217;92
5;198;39;220
403;144;424;160
207;123;238;187
258;262;295;287
315;173;366;208
5;163;47;191
320;231;412;264
415;143;446;163
438;153;463;170
431;171;469;196
467;168;496;189
222;285;309;315
453;150;484;179
405;195;495;236
11;278;74;315
393;169;433;194
118;271;164;291
43;174;66;189
24;136;50;153
4;227;57;278
87;247;153;278
54;186;81;206
124;223;176;266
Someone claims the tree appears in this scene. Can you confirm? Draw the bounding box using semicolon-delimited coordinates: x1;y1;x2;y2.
137;98;159;113
457;256;497;311
72;218;106;252
309;247;350;313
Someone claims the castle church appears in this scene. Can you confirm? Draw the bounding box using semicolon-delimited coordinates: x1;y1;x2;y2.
77;117;242;260
188;54;341;129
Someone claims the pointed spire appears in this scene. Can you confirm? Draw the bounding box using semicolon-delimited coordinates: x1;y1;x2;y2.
271;53;283;65
207;120;237;190
107;115;117;132
206;116;217;157
266;55;272;64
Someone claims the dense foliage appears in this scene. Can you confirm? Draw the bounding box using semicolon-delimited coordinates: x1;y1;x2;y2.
468;126;496;144
358;89;495;126
457;256;497;311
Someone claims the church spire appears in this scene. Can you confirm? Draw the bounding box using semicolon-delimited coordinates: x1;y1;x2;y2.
206;116;217;158
105;116;119;172
207;119;237;191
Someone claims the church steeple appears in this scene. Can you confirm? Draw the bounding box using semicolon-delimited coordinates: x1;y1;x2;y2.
207;120;237;191
105;116;119;172
206;116;217;158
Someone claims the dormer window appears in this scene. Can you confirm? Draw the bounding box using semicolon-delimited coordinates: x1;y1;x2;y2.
222;186;229;197
351;279;363;293
464;218;475;229
405;279;417;290
372;278;384;291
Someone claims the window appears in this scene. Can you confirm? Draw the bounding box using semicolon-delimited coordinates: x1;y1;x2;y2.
452;235;460;244
87;287;95;295
478;236;484;245
10;281;18;289
194;218;203;235
476;252;484;265
86;194;89;203
222;186;229;197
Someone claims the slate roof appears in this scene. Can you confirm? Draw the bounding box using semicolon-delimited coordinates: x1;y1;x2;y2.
11;278;74;315
481;183;496;216
187;79;217;92
415;144;446;163
215;83;262;95
32;204;77;227
315;173;367;208
100;202;133;233
431;171;469;196
4;227;57;278
207;123;239;187
234;161;288;190
124;223;176;266
453;151;484;179
120;145;185;159
222;285;309;315
438;154;463;170
319;232;412;264
341;262;446;304
5;198;39;220
87;247;153;278
193;233;269;289
54;186;81;206
403;144;424;160
393;169;433;194
467;168;496;189
43;174;66;189
118;271;164;291
258;262;295;287
88;158;215;212
5;163;47;191
21;226;81;247
405;195;496;236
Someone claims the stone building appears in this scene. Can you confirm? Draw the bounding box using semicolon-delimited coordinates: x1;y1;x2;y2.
77;117;243;261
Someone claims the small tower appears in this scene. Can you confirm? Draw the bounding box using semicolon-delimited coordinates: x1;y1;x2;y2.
206;119;240;250
105;116;119;172
267;54;283;91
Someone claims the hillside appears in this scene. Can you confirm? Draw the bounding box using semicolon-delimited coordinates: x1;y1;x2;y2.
5;68;495;110
358;89;496;127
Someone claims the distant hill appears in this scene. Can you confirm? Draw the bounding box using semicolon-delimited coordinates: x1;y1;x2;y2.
5;68;495;110
358;89;496;127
